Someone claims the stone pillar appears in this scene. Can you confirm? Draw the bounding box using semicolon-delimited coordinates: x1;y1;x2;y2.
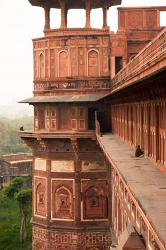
60;0;67;29
85;0;91;28
103;6;108;28
44;5;50;30
65;8;68;28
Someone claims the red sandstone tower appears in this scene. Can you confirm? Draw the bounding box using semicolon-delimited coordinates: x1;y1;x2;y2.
19;0;166;249
20;0;121;249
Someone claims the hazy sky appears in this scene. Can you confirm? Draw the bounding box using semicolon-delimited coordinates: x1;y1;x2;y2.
0;0;165;105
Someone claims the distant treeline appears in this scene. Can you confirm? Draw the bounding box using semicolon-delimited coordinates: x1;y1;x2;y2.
0;117;33;155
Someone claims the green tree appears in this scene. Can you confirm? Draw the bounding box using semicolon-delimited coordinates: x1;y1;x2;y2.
4;177;24;198
15;189;32;243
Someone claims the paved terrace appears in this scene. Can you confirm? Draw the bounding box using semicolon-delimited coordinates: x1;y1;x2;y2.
97;134;166;248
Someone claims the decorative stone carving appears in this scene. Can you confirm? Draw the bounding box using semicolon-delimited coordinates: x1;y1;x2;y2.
82;180;108;220
54;186;73;219
88;50;99;77
35;178;47;217
59;50;68;77
51;160;74;172
81;160;106;172
52;180;74;220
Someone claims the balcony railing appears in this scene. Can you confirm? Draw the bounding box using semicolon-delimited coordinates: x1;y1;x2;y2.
111;28;166;91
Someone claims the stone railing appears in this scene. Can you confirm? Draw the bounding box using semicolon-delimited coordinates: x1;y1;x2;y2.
44;27;110;37
111;28;166;90
34;78;111;92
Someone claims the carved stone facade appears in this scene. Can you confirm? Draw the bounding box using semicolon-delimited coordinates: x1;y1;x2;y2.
33;226;112;250
20;1;166;249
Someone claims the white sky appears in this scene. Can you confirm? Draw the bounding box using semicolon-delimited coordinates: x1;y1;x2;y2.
0;0;165;105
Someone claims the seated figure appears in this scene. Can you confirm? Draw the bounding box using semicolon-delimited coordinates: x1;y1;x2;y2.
135;145;144;157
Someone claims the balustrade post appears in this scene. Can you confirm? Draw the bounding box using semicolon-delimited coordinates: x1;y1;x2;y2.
103;6;108;29
60;0;67;29
44;5;50;30
85;0;91;28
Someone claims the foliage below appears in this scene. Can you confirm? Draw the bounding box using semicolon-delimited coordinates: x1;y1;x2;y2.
4;177;24;198
0;176;32;249
0;196;32;250
16;189;32;206
0;116;33;155
16;189;32;243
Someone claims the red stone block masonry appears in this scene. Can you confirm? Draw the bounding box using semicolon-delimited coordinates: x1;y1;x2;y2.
19;0;166;249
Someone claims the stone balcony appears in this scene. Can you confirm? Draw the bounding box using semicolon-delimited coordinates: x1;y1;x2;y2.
18;130;96;140
111;27;166;93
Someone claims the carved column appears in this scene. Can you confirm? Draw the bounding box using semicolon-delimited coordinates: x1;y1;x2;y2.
65;8;68;28
85;0;91;28
103;6;108;28
60;0;67;29
44;5;50;30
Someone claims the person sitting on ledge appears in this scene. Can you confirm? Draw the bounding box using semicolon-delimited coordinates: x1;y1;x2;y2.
135;145;144;157
20;126;24;131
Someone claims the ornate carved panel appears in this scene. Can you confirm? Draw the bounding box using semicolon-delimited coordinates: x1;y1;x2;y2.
145;10;157;28
81;160;106;172
34;177;47;217
33;226;112;250
59;51;68;77
51;160;74;172
102;48;109;74
50;49;55;78
71;47;78;76
45;49;49;78
128;11;143;29
52;179;74;220
38;53;45;79
82;180;108;220
119;10;125;29
88;50;99;77
78;48;85;76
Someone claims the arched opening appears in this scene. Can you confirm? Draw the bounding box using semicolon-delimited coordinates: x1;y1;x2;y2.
59;51;68;77
36;183;46;216
38;53;45;79
83;186;107;219
54;186;73;219
88;49;99;77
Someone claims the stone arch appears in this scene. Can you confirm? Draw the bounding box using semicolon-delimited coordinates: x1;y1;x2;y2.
83;185;107;219
54;186;73;219
38;52;45;79
88;49;99;77
36;183;46;216
59;50;68;77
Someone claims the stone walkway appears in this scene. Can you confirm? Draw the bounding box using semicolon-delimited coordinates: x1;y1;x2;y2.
97;133;166;246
